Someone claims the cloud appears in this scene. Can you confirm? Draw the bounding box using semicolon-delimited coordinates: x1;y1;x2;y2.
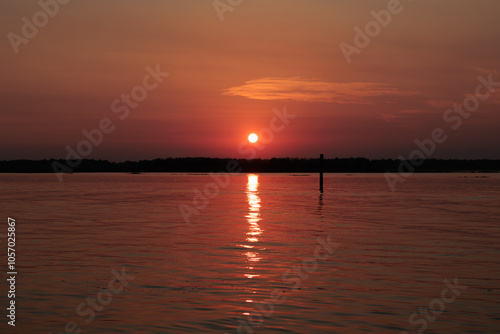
426;99;455;109
483;90;500;105
380;109;440;126
472;67;498;76
223;77;413;104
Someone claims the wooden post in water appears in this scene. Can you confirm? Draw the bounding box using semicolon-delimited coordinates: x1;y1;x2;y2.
319;154;324;192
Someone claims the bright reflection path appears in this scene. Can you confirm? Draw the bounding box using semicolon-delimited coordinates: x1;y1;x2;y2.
243;174;262;279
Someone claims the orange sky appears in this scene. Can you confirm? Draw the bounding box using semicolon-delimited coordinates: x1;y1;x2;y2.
1;0;500;160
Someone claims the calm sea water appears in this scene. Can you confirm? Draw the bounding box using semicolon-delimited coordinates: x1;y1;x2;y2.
0;173;499;333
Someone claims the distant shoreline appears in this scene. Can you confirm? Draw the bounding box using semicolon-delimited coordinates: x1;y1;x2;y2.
1;158;499;174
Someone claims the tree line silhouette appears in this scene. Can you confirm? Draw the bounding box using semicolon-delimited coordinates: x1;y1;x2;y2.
1;157;499;173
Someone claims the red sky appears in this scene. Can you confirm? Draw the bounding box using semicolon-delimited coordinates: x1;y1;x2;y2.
1;0;500;160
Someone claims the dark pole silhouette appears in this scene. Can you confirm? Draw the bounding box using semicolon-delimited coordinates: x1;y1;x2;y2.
319;154;324;192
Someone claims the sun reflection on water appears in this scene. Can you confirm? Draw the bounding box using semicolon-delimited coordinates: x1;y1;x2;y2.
243;174;262;279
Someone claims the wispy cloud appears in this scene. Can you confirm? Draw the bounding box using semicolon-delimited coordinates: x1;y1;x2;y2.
426;99;455;109
472;67;498;76
482;90;500;105
223;77;413;104
380;109;440;126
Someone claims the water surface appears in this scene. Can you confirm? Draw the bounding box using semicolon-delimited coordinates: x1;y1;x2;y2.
0;173;499;333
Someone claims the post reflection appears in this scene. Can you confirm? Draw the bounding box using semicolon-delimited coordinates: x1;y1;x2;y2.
243;174;262;279
316;192;324;216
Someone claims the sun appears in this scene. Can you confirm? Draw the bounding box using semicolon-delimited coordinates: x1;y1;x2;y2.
248;133;259;143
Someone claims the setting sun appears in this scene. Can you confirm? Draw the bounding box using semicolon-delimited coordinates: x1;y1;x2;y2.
248;133;259;143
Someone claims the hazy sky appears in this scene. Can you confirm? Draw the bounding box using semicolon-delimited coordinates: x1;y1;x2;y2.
1;0;500;160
